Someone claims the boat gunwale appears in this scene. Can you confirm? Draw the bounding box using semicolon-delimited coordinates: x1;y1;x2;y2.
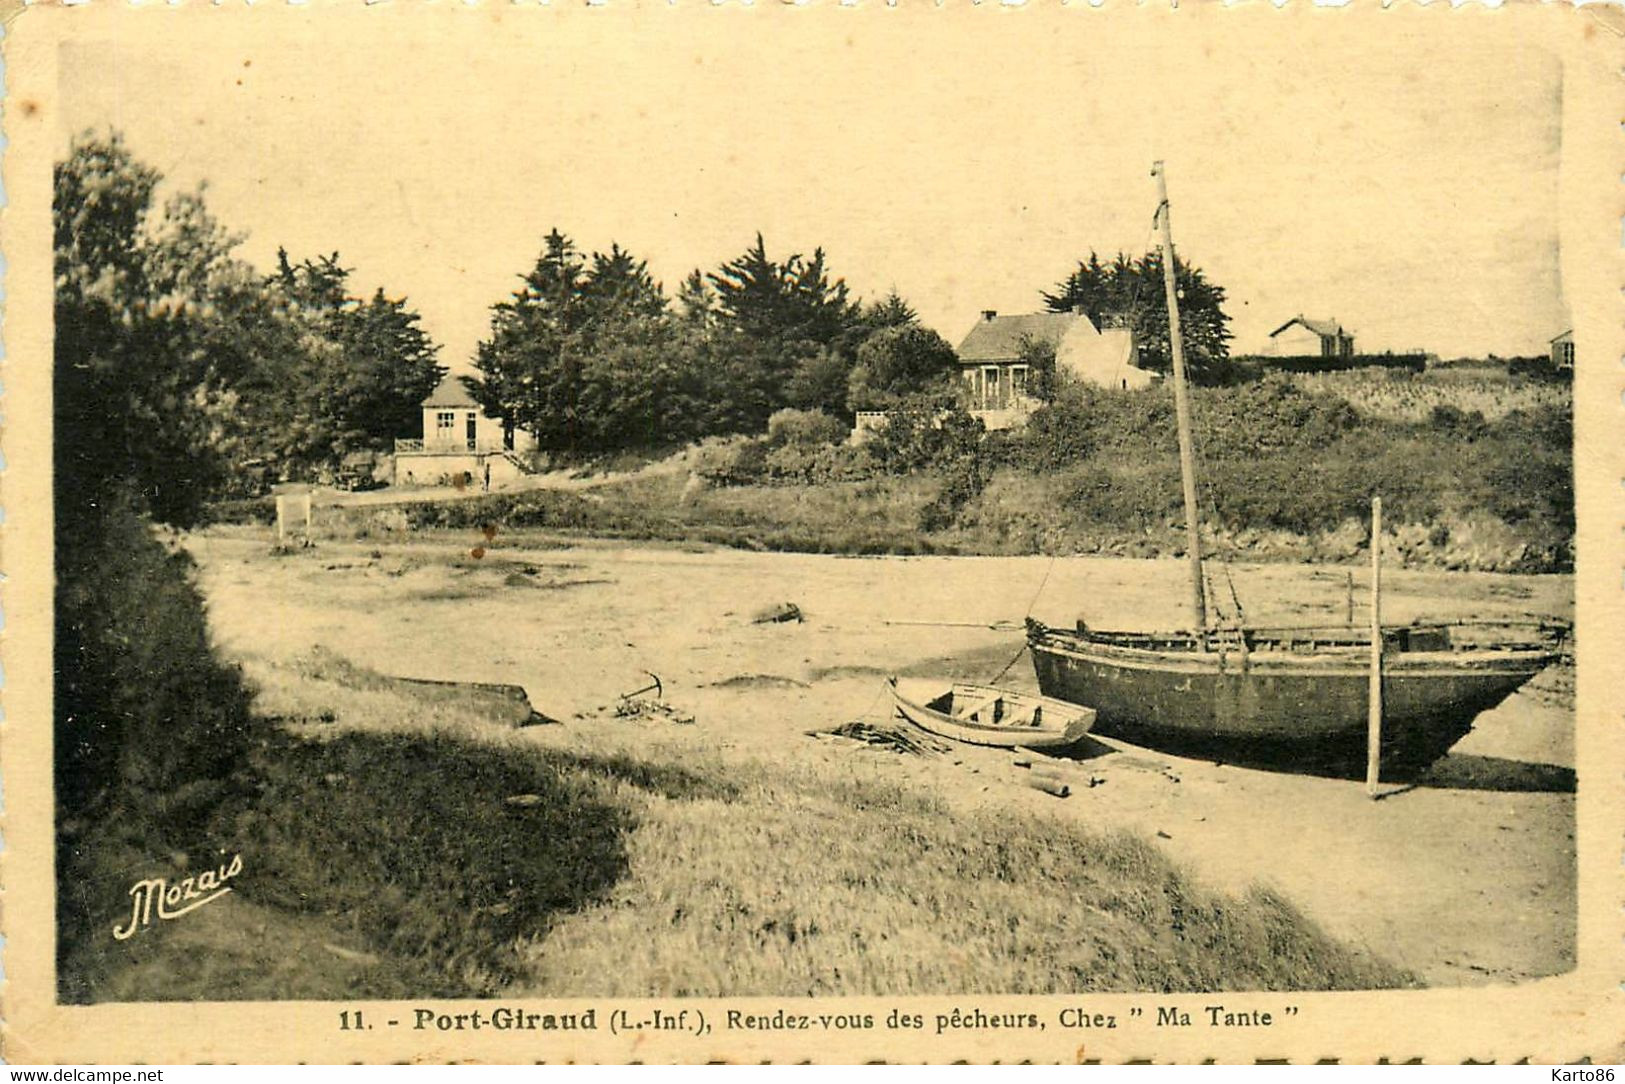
1026;626;1563;677
888;679;1094;738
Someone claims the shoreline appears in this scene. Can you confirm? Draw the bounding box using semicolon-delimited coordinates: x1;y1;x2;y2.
184;531;1576;990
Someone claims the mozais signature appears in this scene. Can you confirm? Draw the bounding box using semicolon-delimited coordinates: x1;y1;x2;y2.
112;852;244;940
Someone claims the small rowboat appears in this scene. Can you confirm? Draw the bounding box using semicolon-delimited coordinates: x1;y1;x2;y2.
889;677;1096;750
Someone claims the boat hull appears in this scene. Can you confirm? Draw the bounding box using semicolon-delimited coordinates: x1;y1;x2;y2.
1027;623;1560;771
890;678;1095;750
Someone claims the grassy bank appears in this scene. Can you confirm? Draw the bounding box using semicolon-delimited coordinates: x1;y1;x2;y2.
296;461;1566;574
223;375;1572;574
62;651;1411;1000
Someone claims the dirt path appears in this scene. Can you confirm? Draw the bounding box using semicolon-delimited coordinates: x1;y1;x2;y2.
325;450;687;508
190;531;1575;987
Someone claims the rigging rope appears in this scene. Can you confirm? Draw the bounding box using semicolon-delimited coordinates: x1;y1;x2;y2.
986;552;1061;683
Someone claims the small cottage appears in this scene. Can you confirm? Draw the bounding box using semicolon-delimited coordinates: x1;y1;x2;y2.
393;373;536;488
1265;315;1355;359
1549;329;1574;371
954;309;1153;429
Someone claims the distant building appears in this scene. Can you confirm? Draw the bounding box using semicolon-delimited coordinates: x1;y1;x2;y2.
1549;329;1574;371
953;309;1154;430
393;373;536;488
1265;315;1355;359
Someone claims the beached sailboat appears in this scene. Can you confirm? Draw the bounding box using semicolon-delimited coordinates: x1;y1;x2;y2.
889;678;1095;750
1026;163;1568;773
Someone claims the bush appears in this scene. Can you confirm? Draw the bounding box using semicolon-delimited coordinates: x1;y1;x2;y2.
1011;391;1101;469
206;495;278;526
1427;403;1488;438
762;441;876;485
764;407;848;449
867;400;984;474
1230;353;1428;375
690;436;770;487
55;496;258;839
1006;384;1175;473
1193;376;1358;458
918;455;990;532
1063;462;1182;530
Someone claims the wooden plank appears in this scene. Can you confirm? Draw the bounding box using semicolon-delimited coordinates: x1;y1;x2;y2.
955;692;1002;721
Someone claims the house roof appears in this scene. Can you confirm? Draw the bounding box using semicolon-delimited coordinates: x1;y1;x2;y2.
422;372;481;408
1270;315;1347;339
956;311;1086;363
1549;329;1574;344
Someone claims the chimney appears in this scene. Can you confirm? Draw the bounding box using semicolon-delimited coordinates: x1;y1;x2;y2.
982;309;997;322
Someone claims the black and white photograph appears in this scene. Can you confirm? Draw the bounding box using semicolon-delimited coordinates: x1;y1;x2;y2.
7;2;1622;1065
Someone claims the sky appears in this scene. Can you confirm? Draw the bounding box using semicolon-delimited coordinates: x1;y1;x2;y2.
59;10;1569;371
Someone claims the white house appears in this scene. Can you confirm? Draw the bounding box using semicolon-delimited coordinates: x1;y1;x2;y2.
393;373;536;488
1549;329;1574;371
954;309;1154;429
1264;315;1355;359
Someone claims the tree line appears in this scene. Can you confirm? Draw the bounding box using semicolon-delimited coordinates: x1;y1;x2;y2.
55;133;444;523
56;131;1240;512
470;231;965;455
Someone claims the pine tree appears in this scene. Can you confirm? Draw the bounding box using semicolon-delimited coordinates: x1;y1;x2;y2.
1043;250;1233;381
675;269;715;328
861;289;919;331
475;229;590;449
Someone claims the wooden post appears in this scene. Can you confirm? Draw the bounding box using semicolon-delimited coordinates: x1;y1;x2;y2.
1151;161;1208;641
304;490;314;534
1366;496;1383;798
275;494;288;544
1345;569;1355;626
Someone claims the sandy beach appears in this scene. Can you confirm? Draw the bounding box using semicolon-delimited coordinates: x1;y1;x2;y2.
189;529;1575;988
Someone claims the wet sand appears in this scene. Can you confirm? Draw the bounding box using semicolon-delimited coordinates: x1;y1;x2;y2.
190;529;1575;987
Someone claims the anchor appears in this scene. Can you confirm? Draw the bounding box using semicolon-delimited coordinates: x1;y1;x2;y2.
619;670;663;701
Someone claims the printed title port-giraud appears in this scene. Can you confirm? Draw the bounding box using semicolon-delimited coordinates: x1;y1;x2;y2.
412;1008;598;1031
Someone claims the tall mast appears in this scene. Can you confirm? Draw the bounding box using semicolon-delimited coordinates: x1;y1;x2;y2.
1151;161;1209;637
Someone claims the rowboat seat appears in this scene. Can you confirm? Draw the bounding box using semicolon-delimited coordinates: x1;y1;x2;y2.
956;692;1002;722
1002;706;1040;729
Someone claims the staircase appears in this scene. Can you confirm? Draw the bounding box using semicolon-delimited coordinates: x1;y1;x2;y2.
496;450;538;475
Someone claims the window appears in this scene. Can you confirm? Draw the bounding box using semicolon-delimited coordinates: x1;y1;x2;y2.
1011;365;1029;397
436;411;455;431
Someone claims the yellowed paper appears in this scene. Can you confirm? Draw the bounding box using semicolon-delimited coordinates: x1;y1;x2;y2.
4;1;1622;1064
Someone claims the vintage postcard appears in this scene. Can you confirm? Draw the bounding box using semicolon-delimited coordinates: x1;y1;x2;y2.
2;0;1622;1065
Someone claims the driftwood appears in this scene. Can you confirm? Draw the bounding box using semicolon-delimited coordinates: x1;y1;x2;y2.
379;675;558;727
1015;751;1108;789
1026;776;1071;798
806;720;950;757
751;601;804;624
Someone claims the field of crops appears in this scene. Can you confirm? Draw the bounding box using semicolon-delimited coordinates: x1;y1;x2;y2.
1287;369;1569;422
